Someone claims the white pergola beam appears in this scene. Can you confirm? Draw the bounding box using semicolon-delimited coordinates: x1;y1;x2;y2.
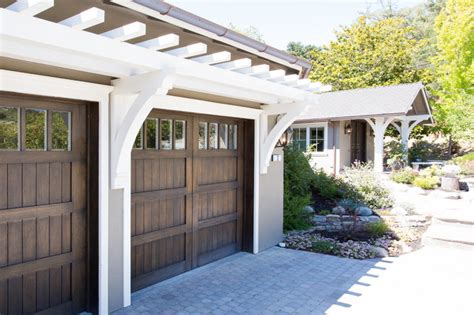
165;43;207;58
234;64;270;76
305;82;322;92
59;7;105;30
294;79;311;89
136;33;180;51
214;58;251;71
101;22;146;42
255;69;285;80
191;51;231;65
7;0;54;16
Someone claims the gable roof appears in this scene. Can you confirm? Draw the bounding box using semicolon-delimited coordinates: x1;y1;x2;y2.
124;0;312;77
298;82;433;122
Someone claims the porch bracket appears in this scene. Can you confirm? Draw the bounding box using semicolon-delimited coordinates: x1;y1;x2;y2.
110;69;177;189
260;95;318;174
365;116;397;172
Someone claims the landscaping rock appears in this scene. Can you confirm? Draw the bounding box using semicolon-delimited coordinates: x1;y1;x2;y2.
332;206;347;215
278;242;286;248
391;206;408;216
372;246;389;258
303;205;315;214
367;216;381;223
312;215;327;223
355;206;373;216
326;214;340;222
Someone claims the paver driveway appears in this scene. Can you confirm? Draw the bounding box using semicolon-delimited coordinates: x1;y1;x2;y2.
114;247;390;315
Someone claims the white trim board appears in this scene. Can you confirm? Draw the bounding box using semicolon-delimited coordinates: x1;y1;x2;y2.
0;69;112;315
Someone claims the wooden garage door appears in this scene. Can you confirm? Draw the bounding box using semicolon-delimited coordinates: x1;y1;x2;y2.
131;110;243;291
0;95;88;315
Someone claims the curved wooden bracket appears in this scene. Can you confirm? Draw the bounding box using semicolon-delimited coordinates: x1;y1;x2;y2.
110;70;176;189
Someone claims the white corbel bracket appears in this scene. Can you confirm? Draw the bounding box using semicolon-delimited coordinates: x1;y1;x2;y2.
260;95;319;174
110;69;176;189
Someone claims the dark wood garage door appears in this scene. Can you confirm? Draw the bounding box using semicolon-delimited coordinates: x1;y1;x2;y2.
131;110;244;291
0;94;88;315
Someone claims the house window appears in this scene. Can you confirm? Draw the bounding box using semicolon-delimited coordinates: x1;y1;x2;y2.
292;128;307;150
309;127;325;152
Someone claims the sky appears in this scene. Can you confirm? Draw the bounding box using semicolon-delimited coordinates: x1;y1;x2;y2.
166;0;425;50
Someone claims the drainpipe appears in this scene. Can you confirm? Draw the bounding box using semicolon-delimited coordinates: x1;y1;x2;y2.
329;121;337;176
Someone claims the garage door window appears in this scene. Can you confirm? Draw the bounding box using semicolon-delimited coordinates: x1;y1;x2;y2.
209;122;218;149
51;111;71;151
145;118;158;149
219;124;228;149
0;106;19;150
25;108;47;151
175;120;186;150
198;122;208;149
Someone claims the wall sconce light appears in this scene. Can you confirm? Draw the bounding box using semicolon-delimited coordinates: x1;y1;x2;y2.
344;122;352;134
276;127;293;148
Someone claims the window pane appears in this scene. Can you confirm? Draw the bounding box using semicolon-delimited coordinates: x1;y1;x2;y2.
228;124;237;150
296;140;306;151
310;128;317;139
0;107;19;150
175;120;186;150
51;111;71;151
219;124;228;149
198;122;208;150
317;140;324;152
145;118;157;149
160;119;172;150
25;108;46;151
209;123;218;149
317;127;324;139
134;126;143;149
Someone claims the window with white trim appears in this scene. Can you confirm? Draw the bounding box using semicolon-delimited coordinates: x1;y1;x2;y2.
291;123;327;153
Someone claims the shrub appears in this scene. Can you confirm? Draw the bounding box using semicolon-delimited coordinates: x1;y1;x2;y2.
419;165;442;177
312;240;338;255
312;169;342;200
283;145;314;231
367;221;389;238
391;167;417;184
318;210;331;215
342;162;394;209
408;140;449;162
413;176;439;190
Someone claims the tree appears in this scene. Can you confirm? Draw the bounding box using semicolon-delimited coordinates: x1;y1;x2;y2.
287;42;320;61
306;17;427;91
431;0;474;142
228;23;265;42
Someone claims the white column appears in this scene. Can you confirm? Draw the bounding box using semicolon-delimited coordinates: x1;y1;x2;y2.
400;120;410;162
373;117;386;173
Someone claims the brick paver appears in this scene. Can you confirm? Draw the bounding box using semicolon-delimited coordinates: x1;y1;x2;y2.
114;247;388;315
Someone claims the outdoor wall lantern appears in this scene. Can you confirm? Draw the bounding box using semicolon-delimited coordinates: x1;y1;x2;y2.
276;127;293;148
344;122;352;134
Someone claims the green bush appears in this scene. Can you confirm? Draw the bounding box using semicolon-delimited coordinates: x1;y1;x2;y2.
312;169;342;200
283;145;314;231
453;152;474;175
391;167;417;184
312;240;338;255
419;165;442;177
342;162;394;209
367;221;389;238
413;176;439;190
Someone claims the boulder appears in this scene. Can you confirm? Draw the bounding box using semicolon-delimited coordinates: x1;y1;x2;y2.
372;246;389;258
367;216;381;223
312;215;327;223
303;205;315;214
332;206;347;215
390;206;407;216
278;242;286;248
355;206;373;216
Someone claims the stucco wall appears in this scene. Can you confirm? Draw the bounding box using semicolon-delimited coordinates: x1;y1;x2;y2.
258;147;284;251
339;120;352;170
366;127;374;162
308;122;336;173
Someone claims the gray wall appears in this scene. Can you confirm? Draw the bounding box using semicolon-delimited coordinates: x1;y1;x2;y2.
258;147;284;251
108;188;124;312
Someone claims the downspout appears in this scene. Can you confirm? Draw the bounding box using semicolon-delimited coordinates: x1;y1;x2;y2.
330;121;337;176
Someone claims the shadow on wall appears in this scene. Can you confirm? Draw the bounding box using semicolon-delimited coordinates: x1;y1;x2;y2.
115;247;393;314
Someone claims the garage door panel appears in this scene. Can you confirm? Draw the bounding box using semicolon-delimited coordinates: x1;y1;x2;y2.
131;110;245;291
0;95;88;314
197;189;237;220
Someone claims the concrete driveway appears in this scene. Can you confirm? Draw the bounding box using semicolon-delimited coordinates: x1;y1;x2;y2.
112;244;473;315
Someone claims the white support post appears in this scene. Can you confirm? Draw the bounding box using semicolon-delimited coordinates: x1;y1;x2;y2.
366;116;396;172
400;120;410;162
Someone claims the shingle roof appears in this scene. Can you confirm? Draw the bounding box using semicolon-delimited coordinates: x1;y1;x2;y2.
300;82;428;121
